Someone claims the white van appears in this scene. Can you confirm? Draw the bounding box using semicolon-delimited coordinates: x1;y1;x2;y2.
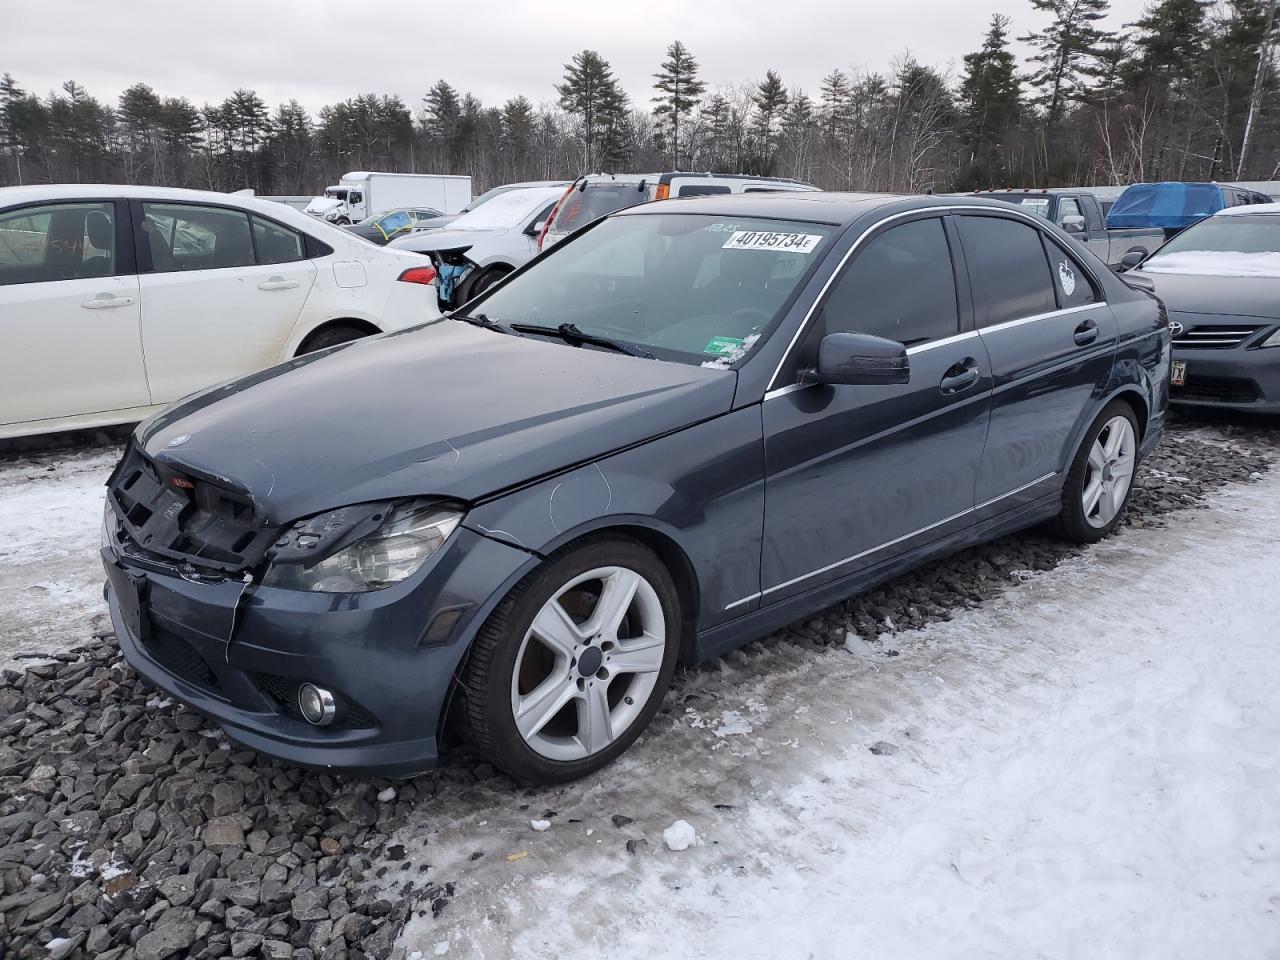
539;172;820;250
305;172;472;225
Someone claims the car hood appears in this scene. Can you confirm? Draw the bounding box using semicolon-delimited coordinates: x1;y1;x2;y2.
136;322;736;523
389;226;509;253
1130;268;1280;319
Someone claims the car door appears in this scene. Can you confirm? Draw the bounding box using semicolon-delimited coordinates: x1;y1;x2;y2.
1077;195;1112;262
0;199;149;427
133;201;316;404
956;213;1117;516
758;214;992;606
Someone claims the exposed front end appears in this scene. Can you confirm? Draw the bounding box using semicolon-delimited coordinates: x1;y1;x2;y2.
101;444;530;775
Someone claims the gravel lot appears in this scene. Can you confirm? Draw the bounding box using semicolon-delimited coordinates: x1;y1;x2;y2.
0;412;1276;960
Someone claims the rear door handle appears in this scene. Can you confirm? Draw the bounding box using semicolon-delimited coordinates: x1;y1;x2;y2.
1074;319;1099;346
258;277;300;291
81;295;135;310
940;358;981;395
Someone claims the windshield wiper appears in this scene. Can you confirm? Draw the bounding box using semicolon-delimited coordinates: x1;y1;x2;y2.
509;322;653;358
449;312;511;334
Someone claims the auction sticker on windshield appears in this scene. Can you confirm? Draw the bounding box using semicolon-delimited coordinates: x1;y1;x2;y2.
704;336;745;356
722;231;823;253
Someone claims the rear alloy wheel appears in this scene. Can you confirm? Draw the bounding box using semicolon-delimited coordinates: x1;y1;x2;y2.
459;538;680;783
1051;400;1140;542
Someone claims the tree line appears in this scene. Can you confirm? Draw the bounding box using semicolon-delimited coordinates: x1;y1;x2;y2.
1;0;1278;199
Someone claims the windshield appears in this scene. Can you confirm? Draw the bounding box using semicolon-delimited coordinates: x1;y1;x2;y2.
1142;215;1280;276
447;187;564;232
1001;197;1051;219
324;188;348;199
461;185;518;213
546;181;652;239
372;210;412;234
473;213;836;366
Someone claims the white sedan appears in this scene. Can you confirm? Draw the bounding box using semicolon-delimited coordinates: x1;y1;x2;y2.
0;185;439;439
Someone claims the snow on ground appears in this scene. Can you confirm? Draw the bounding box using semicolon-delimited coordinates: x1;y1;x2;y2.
393;473;1280;960
0;447;119;662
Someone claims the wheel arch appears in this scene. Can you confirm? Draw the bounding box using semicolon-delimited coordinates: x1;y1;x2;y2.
293;317;382;356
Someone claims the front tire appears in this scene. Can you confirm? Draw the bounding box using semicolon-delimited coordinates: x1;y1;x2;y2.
1051;400;1140;542
458;537;681;784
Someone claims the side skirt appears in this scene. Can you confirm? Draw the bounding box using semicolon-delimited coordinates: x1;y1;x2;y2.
691;491;1062;663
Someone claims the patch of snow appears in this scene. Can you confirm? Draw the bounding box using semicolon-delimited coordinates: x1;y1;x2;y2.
843;632;876;657
1142;249;1280;277
662;819;697;851
529;819;551;832
711;711;752;737
45;939;71;953
377;787;397;803
434;943;451;956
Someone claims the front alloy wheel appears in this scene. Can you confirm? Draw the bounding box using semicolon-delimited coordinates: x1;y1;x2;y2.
459;537;681;783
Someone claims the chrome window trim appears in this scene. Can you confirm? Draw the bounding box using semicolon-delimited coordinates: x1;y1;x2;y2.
764;203;1108;393
978;302;1098;336
723;471;1057;609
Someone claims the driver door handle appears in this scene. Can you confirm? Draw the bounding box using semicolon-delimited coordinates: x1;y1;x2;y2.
940;358;981;395
258;277;300;291
81;295;135;310
1074;319;1099;346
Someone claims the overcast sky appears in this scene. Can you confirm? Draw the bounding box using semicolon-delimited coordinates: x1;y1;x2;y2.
4;0;1151;115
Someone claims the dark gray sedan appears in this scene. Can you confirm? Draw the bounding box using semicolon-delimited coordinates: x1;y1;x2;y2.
1129;205;1280;412
102;193;1170;783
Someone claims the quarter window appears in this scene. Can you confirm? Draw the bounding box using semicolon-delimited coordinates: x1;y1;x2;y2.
0;202;116;286
957;215;1057;327
141;203;254;273
677;184;732;196
820;217;959;346
251;216;306;264
1043;236;1098;308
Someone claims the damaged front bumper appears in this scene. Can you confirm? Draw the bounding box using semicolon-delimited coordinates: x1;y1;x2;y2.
102;523;534;776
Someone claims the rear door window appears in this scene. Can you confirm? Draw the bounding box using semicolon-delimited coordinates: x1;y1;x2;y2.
957;215;1057;327
141;203;254;273
820;217;959;346
0;202;117;285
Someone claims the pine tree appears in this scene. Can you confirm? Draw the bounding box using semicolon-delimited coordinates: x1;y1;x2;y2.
1126;0;1211;86
557;50;628;170
818;69;855;144
423;80;461;141
750;70;788;171
1020;0;1114;123
0;73;27;183
652;41;706;167
959;14;1024;179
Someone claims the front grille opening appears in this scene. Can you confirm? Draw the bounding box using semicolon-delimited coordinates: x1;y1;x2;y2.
1173;375;1259;404
1173;326;1263;349
126;503;153;526
144;628;222;694
254;673;378;729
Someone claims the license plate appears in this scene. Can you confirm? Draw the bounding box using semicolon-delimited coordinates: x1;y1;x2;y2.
1171;360;1187;386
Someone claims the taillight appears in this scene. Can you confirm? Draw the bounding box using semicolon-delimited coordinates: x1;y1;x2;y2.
538;185;574;251
654;183;670;200
397;265;437;285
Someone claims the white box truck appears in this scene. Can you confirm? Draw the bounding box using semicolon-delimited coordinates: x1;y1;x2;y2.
304;172;472;224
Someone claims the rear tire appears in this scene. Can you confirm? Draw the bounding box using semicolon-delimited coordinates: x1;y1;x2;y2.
297;323;370;355
459;266;510;305
1050;399;1140;542
458;537;681;784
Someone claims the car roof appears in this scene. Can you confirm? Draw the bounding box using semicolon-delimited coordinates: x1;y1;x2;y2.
1215;201;1280;216
612;191;1027;226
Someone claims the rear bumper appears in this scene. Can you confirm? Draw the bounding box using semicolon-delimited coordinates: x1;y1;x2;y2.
1170;346;1280;413
104;526;533;776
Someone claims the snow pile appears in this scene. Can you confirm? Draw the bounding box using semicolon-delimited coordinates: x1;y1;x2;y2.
1142;250;1280;277
529;819;551;832
843;632;876;658
377;787;397;803
662;820;697;851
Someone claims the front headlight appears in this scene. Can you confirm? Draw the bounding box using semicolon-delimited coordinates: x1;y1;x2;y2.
262;500;462;593
1261;328;1280;348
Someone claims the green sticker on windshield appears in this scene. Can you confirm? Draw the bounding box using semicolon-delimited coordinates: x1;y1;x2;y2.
704;336;745;356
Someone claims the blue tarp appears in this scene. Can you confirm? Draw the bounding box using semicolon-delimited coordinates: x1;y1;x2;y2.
1106;182;1227;231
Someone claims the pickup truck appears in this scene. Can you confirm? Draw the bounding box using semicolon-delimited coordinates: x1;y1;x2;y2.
970;190;1163;268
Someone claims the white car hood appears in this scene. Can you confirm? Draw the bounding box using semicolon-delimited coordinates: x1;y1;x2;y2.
305;197;343;216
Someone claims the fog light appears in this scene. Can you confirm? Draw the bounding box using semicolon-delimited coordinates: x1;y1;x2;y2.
298;683;336;726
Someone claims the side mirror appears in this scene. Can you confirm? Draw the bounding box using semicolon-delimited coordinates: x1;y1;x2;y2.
525;220;547;237
1120;248;1148;271
1061;214;1086;234
803;332;910;386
